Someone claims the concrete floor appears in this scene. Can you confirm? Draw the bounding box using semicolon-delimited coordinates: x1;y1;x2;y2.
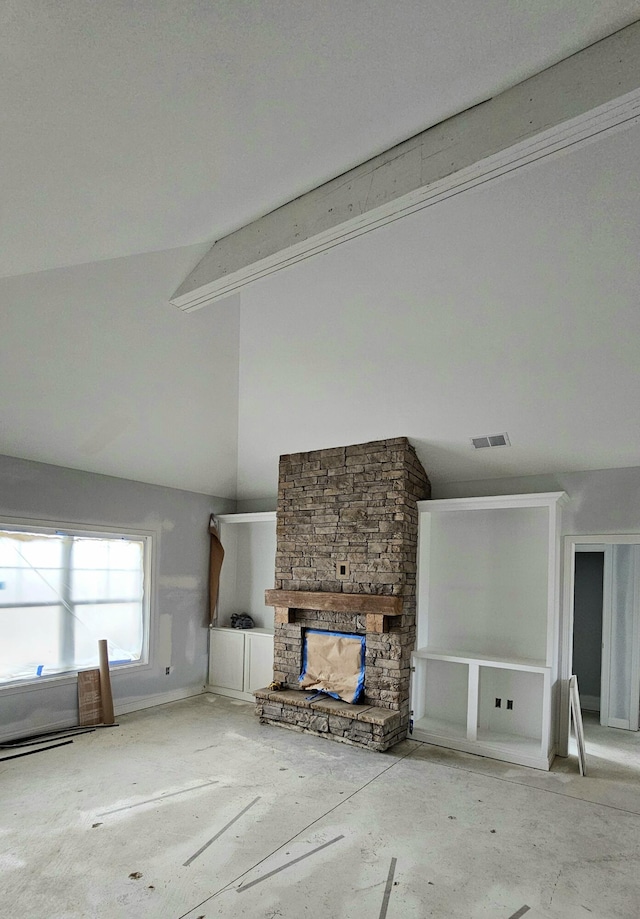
1;697;639;919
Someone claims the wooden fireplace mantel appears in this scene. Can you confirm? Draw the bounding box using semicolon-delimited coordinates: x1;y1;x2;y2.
265;588;402;633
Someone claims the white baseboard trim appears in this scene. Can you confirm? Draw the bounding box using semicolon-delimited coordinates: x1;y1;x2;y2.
580;694;600;713
115;685;206;716
206;684;255;703
0;687;207;744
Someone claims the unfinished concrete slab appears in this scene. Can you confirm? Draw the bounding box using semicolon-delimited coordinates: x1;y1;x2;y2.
1;696;638;918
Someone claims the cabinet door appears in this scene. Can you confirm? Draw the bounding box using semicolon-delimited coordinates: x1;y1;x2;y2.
244;633;274;692
209;629;245;691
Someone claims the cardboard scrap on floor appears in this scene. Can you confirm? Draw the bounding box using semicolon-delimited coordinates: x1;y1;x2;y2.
78;668;103;726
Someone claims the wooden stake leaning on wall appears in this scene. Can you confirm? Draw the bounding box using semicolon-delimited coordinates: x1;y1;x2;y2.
98;639;115;725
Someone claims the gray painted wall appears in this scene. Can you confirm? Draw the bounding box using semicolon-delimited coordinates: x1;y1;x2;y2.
0;245;240;497
240;463;640;533
0;454;235;741
433;465;640;536
572;552;604;703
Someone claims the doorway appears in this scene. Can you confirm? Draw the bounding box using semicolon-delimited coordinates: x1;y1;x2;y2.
572;548;604;715
560;535;640;756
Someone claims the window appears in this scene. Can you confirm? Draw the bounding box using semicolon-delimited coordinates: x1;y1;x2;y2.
0;522;151;685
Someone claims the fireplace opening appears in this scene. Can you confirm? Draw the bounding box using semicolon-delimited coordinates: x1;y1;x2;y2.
299;629;365;704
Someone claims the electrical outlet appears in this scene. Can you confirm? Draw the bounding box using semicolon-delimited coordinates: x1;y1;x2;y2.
506;699;513;710
336;560;350;579
165;666;172;676
495;697;502;708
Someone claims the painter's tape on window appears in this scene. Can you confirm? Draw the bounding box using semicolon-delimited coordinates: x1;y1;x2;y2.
299;629;365;704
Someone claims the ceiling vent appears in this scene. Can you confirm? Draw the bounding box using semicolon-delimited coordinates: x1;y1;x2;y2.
470;432;511;449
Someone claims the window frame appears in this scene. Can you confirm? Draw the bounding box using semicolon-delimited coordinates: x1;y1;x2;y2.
0;514;155;693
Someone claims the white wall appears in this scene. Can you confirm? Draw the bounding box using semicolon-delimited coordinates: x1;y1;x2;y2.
433;466;640;536
0;454;235;741
238;465;640;533
0;243;240;497
426;506;550;660
236;124;640;505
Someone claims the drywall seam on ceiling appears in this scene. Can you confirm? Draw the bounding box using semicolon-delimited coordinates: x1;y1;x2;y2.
171;21;640;312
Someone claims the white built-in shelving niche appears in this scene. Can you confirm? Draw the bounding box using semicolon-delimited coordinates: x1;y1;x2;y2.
411;492;568;770
208;511;276;701
215;512;277;630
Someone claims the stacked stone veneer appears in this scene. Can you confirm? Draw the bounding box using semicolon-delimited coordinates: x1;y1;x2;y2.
256;437;430;751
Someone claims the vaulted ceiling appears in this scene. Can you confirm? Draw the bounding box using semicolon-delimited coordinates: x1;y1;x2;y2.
1;2;640;499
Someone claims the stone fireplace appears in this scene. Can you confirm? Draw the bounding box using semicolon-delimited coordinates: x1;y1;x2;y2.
254;437;430;751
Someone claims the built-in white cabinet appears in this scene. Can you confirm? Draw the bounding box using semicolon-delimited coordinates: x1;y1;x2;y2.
208;511;276;701
410;493;567;770
215;511;277;630
208;627;274;701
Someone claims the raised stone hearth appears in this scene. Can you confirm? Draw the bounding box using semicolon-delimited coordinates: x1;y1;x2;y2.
254;689;402;751
255;437;430;751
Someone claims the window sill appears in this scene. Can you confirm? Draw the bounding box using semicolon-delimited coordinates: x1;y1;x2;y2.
0;659;151;696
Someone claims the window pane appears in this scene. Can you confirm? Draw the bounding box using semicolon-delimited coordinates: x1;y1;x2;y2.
105;569;143;601
0;528;147;684
0;533;62;569
0;566;63;605
74;603;143;667
19;534;63;569
0;605;62;683
72;538;110;569
106;540;142;570
71;569;108;601
71;568;142;602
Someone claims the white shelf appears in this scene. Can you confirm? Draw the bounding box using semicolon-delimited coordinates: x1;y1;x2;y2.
411;492;566;771
417;492;569;512
409;728;552;771
215;512;277;629
211;626;274;636
412;715;467;740
413;647;548;673
216;511;276;524
476;728;542;751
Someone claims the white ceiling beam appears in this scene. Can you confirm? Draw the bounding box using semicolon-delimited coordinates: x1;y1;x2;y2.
171;21;640;312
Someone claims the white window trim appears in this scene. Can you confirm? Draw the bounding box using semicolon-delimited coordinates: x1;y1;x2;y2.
0;513;157;694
